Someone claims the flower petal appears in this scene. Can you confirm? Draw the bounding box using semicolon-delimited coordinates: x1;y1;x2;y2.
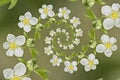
80;58;88;65
115;19;120;28
112;3;120;11
88;54;95;60
104;49;112;57
6;49;14;57
72;61;77;66
94;59;99;65
29;17;38;25
103;18;115;30
22;77;31;80
23;25;31;33
25;11;32;18
111;45;117;51
84;65;91;72
14;48;24;57
15;35;26;46
14;62;26;76
101;34;110;43
7;34;15;42
3;69;14;79
91;65;96;70
19;16;25;21
96;44;106;53
64;61;70;66
3;42;10;49
41;14;47;19
110;37;117;44
48;11;55;17
101;5;112;16
18;22;24;28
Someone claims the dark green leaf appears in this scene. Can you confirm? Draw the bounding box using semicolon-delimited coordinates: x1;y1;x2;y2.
34;31;41;40
86;9;96;20
29;48;38;58
8;0;18;9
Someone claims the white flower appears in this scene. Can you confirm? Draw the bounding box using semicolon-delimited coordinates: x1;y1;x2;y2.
80;54;99;72
70;17;81;27
18;11;38;32
50;30;56;37
39;4;55;19
59;44;63;47
44;46;53;55
62;29;66;33
44;37;52;44
58;7;71;19
68;44;74;49
75;28;83;37
63;45;68;50
73;38;80;45
3;62;31;80
96;34;117;57
3;34;26;57
101;3;120;30
64;61;78;74
56;28;61;33
50;55;62;67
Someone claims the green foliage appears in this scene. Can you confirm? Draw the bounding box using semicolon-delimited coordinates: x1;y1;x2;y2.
35;69;48;80
0;0;10;7
8;0;18;9
86;9;96;20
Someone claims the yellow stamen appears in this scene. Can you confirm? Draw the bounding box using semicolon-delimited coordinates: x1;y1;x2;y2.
111;11;119;19
23;18;29;25
10;43;17;50
62;10;67;15
12;76;21;80
105;42;112;49
68;65;74;70
53;59;58;64
88;60;94;66
43;8;49;14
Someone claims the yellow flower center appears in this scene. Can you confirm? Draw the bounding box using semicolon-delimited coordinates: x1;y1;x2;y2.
88;60;94;66
68;64;74;70
23;18;29;25
10;43;17;50
111;11;119;19
105;42;112;49
62;10;67;15
53;59;58;64
74;19;78;23
11;76;21;80
43;8;49;14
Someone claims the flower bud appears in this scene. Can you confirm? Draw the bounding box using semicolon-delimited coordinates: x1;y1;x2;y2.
89;40;97;48
26;38;35;48
82;0;95;7
27;59;38;71
93;19;102;30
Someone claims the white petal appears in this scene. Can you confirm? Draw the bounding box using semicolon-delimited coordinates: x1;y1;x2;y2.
64;61;70;66
112;3;120;11
39;8;43;13
110;37;117;44
101;34;110;43
103;18;115;30
7;34;15;42
41;13;47;19
88;54;95;60
64;14;69;19
96;44;106;53
18;22;24;28
73;67;78;71
91;65;96;70
48;11;55;17
69;70;73;74
111;45;117;51
48;5;53;10
3;42;10;49
23;25;31;33
80;58;88;65
104;49;112;57
14;62;26;76
22;77;31;80
15;35;26;46
14;48;24;57
53;55;57;59
19;16;25;21
115;19;120;28
58;13;62;17
64;67;68;72
6;49;14;57
94;59;99;64
3;69;14;79
42;4;47;8
72;61;77;66
25;11;32;18
29;17;38;25
84;65;91;72
101;5;112;16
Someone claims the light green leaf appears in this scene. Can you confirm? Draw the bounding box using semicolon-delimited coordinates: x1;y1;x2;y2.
0;0;10;7
68;0;78;2
35;69;48;80
8;0;18;9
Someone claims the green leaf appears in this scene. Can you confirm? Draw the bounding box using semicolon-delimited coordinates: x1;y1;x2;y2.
34;31;41;40
88;30;95;40
86;9;96;20
0;0;10;7
68;0;78;2
82;44;88;54
35;69;48;80
29;48;38;58
8;0;18;9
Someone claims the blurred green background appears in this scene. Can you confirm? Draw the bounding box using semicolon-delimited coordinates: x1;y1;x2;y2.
0;0;120;80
